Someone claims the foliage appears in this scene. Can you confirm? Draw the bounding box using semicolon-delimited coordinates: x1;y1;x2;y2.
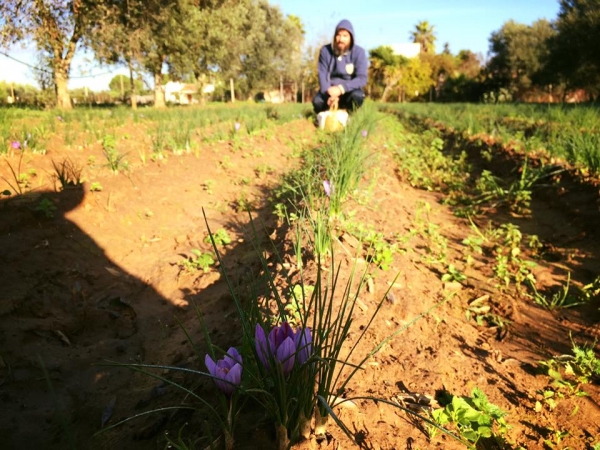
51;158;82;189
430;388;509;446
0;0;107;109
486;19;556;100
368;46;409;102
101;134;128;173
179;249;215;273
546;0;600;98
35;197;58;218
541;338;600;386
411;20;436;54
204;229;231;247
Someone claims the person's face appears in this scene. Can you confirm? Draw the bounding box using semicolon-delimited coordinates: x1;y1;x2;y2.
335;29;351;53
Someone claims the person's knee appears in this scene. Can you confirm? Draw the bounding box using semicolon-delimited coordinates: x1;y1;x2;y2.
348;90;364;108
313;93;327;113
339;90;364;111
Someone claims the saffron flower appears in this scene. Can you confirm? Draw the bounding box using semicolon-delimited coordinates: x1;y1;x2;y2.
295;327;312;365
11;141;21;150
205;347;243;396
255;322;312;376
323;180;331;197
361;129;368;138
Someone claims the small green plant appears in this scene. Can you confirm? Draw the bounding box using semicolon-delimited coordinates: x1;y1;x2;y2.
102;135;128;173
234;192;253;212
363;231;396;271
465;296;510;329
90;182;103;192
542;427;569;449
1;151;26;195
179;249;215;273
441;264;467;283
51;158;82;190
283;284;314;327
203;179;216;194
35;197;58;218
204;229;231;246
540;337;600;387
429;388;509;447
528;273;585;310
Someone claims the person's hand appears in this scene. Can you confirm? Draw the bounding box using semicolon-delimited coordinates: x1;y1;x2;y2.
327;85;342;98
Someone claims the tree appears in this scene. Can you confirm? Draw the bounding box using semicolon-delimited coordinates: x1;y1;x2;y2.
397;57;434;102
108;74;143;95
0;0;105;109
368;46;408;101
411;21;436;54
486;19;555;99
546;0;600;99
235;1;304;96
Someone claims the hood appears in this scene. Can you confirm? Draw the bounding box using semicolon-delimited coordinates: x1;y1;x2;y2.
332;19;355;52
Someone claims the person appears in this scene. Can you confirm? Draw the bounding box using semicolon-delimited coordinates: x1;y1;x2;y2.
313;19;368;115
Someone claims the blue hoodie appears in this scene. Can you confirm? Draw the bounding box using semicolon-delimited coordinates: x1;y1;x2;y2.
317;19;368;95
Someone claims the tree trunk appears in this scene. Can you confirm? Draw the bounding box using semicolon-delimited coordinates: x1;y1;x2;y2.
128;61;137;110
154;72;165;108
381;85;391;102
54;70;72;110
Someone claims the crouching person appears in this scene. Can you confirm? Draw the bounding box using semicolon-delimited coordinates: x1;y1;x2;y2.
312;19;368;115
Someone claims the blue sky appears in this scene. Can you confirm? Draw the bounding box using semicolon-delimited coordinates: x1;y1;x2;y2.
1;0;560;92
275;0;560;55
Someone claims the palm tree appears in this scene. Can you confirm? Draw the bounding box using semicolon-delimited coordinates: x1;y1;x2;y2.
368;46;408;101
411;21;436;54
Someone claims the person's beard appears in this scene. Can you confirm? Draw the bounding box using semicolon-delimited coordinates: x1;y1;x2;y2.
335;41;349;55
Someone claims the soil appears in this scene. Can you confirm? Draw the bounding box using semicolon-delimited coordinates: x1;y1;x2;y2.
1;108;599;450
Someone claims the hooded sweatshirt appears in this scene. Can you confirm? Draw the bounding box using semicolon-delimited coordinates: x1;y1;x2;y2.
317;19;368;95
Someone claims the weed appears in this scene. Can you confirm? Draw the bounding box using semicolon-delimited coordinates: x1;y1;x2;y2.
528;273;585;310
540;337;600;387
51;158;82;190
204;229;231;246
362;230;397;271
1;151;26;195
203;179;215;194
233;192;253;212
179;249;215;273
465;295;510;329
35;197;58;218
441;264;467;283
102;135;128;173
429;388;509;446
90;182;103;192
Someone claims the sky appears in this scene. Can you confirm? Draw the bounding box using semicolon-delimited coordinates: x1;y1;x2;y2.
0;0;561;92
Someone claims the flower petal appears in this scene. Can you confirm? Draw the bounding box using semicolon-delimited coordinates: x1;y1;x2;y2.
295;327;313;365
224;347;242;368
277;337;296;376
255;324;270;369
226;363;243;389
205;354;217;377
323;180;331;197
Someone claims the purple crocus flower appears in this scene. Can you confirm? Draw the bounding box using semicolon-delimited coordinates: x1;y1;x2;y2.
11;141;21;150
295;327;312;365
205;347;243;396
255;322;312;376
323;180;331;197
234;122;241;132
361;130;368;138
57;116;63;121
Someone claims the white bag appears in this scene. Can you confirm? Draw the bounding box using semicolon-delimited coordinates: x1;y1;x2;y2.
317;106;348;131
